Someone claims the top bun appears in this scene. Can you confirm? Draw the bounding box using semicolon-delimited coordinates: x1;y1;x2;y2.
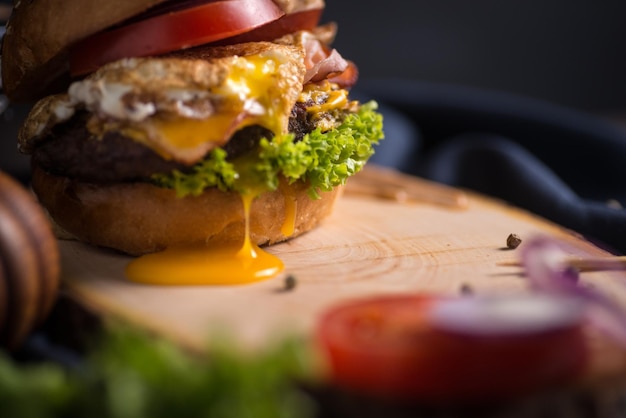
2;0;163;102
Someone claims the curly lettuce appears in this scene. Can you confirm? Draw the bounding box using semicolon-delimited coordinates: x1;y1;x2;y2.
153;101;384;199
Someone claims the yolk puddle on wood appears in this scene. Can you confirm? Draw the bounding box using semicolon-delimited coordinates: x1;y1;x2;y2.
125;192;286;285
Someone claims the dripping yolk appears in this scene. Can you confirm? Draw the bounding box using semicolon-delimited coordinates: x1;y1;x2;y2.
125;192;293;286
280;182;297;237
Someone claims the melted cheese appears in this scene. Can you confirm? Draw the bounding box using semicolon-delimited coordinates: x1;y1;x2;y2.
299;81;351;114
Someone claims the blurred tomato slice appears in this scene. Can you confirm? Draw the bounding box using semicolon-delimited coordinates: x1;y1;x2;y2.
316;294;587;403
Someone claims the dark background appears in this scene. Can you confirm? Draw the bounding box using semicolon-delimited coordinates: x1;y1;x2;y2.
321;1;626;113
316;1;626;253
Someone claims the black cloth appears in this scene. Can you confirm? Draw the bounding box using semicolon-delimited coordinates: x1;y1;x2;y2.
356;79;626;254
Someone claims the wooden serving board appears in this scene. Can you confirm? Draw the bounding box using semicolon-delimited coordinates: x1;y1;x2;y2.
60;165;626;378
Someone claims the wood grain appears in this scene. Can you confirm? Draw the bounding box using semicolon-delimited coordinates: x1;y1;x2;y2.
60;165;626;380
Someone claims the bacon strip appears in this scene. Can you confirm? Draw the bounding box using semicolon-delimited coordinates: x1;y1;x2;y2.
302;37;357;88
329;60;359;89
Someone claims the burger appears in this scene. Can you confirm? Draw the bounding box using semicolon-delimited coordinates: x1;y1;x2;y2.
1;0;384;256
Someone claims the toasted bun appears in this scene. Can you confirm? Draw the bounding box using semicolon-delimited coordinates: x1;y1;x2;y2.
2;0;163;102
31;162;341;256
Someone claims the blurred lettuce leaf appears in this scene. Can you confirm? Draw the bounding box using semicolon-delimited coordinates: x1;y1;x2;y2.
0;325;318;418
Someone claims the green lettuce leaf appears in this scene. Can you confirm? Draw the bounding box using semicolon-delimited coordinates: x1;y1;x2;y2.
153;101;384;199
0;326;318;418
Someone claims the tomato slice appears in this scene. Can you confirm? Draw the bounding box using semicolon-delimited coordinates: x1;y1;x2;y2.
316;294;587;403
69;0;285;76
213;8;323;45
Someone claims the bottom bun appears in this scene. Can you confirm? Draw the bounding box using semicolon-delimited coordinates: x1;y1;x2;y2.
31;164;342;256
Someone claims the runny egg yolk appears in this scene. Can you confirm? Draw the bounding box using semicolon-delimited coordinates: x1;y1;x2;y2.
122;64;351;286
123;55;300;286
125;192;292;285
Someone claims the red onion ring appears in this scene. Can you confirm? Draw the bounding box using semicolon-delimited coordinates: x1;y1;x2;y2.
521;235;626;346
429;294;584;337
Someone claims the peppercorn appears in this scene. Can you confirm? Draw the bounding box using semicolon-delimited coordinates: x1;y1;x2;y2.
284;275;297;291
506;233;522;249
459;283;474;295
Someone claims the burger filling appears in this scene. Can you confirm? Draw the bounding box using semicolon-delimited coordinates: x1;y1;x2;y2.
30;96;330;183
20;32;384;199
